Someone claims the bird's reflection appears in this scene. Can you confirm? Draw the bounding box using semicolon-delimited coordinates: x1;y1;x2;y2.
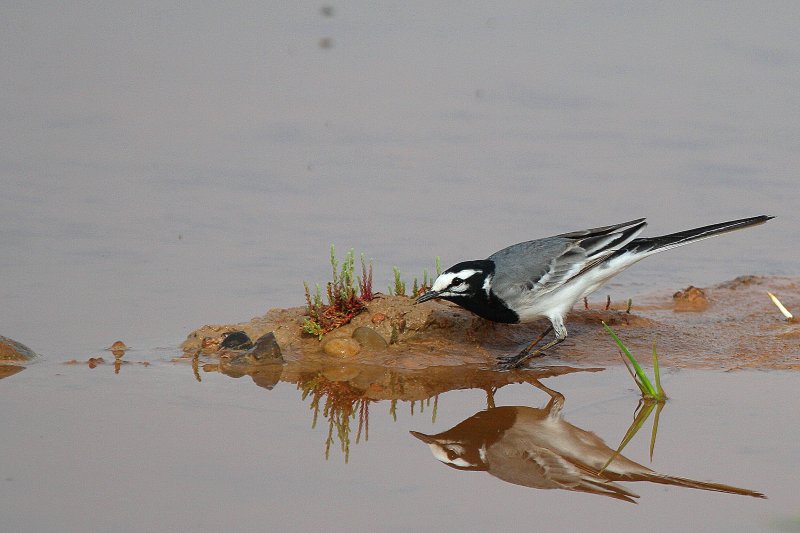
411;380;764;502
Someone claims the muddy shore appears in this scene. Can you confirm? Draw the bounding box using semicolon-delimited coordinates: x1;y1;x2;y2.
181;275;799;371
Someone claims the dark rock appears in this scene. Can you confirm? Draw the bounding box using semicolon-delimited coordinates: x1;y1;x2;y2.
227;332;283;367
220;331;253;350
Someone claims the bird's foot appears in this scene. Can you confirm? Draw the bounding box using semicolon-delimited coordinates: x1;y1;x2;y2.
495;348;546;371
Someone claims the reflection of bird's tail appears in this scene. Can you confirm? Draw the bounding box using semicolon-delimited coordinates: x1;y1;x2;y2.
643;473;766;498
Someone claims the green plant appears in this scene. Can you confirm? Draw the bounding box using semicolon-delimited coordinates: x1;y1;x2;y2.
392;267;406;297
599;323;667;473
358;254;373;301
390;258;440;298
302;318;324;340
303;245;369;337
602;322;666;401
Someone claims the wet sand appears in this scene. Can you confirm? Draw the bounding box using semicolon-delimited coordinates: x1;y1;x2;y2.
182;275;800;372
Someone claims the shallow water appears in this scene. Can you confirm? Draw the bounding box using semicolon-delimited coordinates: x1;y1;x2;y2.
2;362;798;532
1;3;799;532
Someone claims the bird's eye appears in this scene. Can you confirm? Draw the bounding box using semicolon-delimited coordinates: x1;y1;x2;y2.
452;277;463;285
447;450;458;460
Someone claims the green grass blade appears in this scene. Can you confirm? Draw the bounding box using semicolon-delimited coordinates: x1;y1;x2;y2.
602;322;657;397
652;339;665;399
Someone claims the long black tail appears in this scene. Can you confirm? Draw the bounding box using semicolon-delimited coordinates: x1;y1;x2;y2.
621;215;773;256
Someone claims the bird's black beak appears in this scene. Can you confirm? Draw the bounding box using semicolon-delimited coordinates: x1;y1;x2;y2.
415;290;440;304
409;430;436;444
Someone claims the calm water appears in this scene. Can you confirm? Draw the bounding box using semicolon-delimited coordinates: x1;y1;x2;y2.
2;363;799;532
1;3;799;531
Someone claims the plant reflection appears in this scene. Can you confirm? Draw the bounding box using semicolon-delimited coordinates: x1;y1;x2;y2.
204;356;599;463
601;398;665;473
411;379;765;502
298;374;371;462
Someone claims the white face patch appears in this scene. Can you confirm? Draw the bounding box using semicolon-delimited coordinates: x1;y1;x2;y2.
431;269;480;295
482;273;493;296
428;443;474;468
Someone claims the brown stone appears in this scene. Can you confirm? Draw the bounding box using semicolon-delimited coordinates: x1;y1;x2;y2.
323;337;361;358
352;327;388;351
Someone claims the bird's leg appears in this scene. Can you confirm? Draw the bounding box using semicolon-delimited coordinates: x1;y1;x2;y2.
519;325;553;355
539;383;566;419
524;378;566;418
496;317;567;370
484;387;497;409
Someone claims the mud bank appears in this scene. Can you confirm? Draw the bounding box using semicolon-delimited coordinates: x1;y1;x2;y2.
182;276;799;370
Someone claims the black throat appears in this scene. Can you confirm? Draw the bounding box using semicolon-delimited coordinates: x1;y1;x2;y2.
441;260;519;324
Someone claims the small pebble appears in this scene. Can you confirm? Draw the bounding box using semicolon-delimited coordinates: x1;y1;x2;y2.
352;327;388;351
323;337;361;358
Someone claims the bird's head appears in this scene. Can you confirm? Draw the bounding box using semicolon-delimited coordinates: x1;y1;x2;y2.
415;260;493;304
409;431;485;470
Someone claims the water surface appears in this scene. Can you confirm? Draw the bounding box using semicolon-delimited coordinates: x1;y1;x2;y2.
1;363;797;532
1;3;799;531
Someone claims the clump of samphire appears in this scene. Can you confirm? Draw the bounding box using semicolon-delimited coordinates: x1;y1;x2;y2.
303;246;374;339
302;246;442;339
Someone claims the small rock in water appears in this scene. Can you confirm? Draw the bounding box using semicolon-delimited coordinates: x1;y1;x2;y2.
323;337;361;358
0;336;37;362
352;327;388;351
108;340;128;358
220;331;254;350
228;332;283;366
248;332;283;361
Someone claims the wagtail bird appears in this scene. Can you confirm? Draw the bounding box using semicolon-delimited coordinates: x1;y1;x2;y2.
416;215;773;369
